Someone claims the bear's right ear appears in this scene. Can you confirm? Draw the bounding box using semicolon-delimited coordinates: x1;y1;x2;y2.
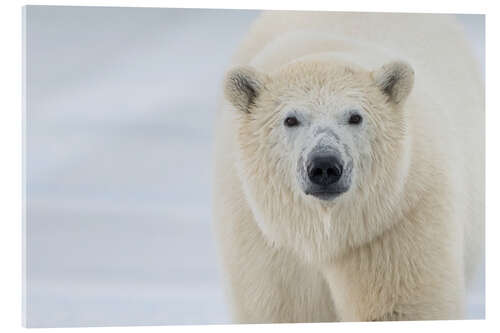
224;66;269;113
372;61;415;105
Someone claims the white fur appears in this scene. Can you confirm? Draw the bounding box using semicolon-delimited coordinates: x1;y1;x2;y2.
213;12;483;322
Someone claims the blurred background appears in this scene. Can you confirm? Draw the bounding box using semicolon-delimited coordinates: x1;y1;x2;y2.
24;6;484;327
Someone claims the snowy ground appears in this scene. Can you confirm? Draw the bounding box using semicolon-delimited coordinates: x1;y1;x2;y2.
24;6;484;327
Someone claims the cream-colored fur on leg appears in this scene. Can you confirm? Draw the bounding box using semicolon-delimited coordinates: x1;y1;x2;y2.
213;12;483;322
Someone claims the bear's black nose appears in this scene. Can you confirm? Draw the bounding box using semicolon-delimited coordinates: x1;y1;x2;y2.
307;154;343;186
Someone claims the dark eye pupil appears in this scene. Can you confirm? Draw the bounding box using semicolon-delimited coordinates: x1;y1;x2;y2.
349;114;362;125
285;116;299;127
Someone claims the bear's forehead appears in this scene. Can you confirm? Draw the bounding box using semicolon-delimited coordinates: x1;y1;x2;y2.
265;62;374;108
269;61;373;95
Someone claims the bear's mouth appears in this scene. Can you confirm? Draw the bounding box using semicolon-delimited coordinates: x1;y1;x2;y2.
304;188;347;201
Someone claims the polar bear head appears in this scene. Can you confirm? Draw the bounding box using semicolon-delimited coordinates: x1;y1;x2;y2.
223;60;414;261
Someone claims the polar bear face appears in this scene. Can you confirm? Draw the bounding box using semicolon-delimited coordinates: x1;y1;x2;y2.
224;60;414;260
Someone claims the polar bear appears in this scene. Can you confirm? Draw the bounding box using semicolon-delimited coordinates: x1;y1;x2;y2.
213;12;484;322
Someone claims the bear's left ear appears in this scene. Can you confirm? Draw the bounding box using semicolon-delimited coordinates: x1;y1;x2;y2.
224;66;270;114
372;61;415;105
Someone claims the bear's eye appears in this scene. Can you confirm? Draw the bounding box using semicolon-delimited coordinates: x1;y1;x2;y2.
284;116;300;127
348;114;363;125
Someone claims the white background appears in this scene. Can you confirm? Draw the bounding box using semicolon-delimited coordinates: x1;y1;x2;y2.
24;6;258;327
1;1;499;333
